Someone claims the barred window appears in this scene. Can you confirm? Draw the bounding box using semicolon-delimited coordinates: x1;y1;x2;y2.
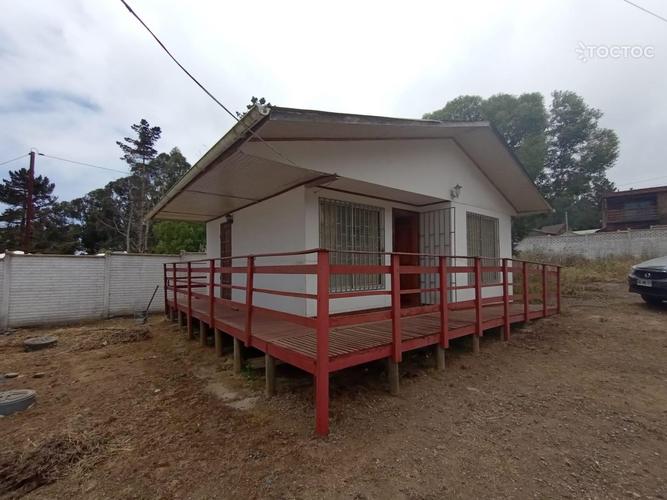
466;212;500;284
319;198;385;293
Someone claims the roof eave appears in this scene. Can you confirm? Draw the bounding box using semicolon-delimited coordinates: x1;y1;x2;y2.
146;106;270;221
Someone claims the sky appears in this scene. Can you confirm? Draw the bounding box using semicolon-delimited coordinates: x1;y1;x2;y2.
1;0;666;202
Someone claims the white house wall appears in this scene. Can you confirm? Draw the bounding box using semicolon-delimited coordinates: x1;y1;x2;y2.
206;187;308;315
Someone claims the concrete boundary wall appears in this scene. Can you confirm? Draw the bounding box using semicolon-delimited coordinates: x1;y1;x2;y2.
516;228;667;260
0;251;204;329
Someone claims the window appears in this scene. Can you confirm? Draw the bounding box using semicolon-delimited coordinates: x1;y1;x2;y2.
319;198;385;292
466;212;500;284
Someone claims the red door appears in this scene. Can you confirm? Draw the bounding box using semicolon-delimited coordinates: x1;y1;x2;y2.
220;221;232;300
392;209;420;307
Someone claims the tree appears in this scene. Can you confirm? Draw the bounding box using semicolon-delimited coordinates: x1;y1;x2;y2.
0;168;78;253
541;91;619;229
116;119;162;252
424;91;617;240
152;221;205;254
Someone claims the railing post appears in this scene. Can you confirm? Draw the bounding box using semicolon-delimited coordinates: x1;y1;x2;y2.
556;266;561;314
390;253;402;363
187;261;193;339
209;259;215;327
172;263;177;311
244;256;255;346
542;264;548;317
522;261;529;323
473;257;482;354
315;250;330;436
438;256;449;349
502;258;510;341
163;263;168;318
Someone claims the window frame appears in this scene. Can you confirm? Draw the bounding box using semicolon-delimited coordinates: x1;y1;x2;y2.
466;212;500;285
318;197;385;293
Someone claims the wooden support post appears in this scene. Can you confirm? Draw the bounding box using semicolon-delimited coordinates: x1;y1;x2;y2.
522;261;530;324
315;250;330;437
265;354;276;397
172;263;177;312
435;345;445;371
556;266;562;314
438;256;449;349
178;310;185;332
387;358;400;395
390;253;402;363
542;264;548;317
472;335;480;354
187;262;193;339
199;320;207;346
233;337;242;374
214;329;223;357
244;256;255;347
474;257;482;354
502;258;510;342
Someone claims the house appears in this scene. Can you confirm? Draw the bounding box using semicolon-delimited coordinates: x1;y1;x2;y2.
601;185;667;232
149;106;558;435
528;223;567;236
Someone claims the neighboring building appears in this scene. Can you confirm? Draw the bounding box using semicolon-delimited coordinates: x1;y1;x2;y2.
148;106;550;315
529;223;567;236
602;185;667;232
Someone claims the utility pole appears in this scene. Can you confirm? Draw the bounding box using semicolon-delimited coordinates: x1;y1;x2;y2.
23;150;36;252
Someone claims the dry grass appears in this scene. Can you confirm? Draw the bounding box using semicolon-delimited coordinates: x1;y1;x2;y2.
516;252;635;298
0;429;110;498
72;326;151;351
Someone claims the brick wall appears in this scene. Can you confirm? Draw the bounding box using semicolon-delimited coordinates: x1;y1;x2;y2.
516;228;667;260
0;252;204;329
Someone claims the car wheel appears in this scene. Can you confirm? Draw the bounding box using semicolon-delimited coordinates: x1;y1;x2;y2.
641;295;664;306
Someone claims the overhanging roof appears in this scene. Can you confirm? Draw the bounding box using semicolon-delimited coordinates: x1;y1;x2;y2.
148;106;551;222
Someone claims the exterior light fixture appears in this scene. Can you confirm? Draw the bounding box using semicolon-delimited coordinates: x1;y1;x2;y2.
450;184;462;199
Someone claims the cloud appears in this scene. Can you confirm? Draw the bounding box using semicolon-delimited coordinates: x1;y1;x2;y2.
0;0;665;203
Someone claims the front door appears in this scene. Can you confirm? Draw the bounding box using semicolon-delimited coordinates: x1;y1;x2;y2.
392;209;420;307
220;221;232;300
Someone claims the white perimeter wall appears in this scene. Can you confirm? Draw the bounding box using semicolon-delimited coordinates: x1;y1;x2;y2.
205;138;518;316
0;252;204;329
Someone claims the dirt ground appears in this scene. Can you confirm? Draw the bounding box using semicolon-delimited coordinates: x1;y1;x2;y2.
1;280;666;499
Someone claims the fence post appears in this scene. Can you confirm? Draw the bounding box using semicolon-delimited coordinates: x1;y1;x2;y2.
315;250;330;436
473;257;482;354
522;261;529;323
244;256;255;346
187;261;193;339
390;253;402;364
542;264;548;317
102;252;112;319
0;252;12;331
438;256;449;349
502;258;510;341
163;263;169;318
208;259;215;327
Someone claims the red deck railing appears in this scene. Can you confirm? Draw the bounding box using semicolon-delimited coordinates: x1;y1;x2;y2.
163;249;561;436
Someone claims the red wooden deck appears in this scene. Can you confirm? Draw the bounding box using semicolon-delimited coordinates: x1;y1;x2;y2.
163;249;560;436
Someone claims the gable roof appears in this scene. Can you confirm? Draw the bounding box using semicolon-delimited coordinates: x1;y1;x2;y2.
147;106;551;222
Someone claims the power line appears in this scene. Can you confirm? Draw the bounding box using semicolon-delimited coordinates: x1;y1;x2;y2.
621;0;667;24
0;154;28;167
118;0;301;169
38;153;130;175
616;174;667;187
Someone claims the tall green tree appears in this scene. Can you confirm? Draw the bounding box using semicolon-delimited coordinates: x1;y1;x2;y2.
541;91;619;229
152;221;205;254
424;91;617;240
0;168;78;253
116;119;162;252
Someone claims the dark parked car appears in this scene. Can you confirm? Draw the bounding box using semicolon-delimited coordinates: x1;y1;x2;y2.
628;256;667;305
